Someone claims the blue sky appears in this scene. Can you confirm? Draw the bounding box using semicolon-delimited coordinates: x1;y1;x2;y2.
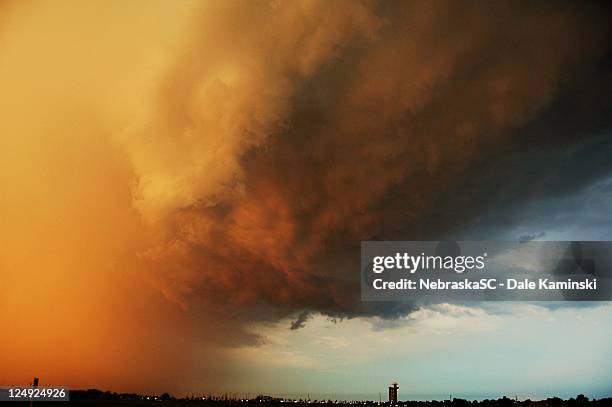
229;303;612;400
225;158;612;400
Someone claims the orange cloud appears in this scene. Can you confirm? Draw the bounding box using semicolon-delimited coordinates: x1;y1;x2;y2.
1;0;611;395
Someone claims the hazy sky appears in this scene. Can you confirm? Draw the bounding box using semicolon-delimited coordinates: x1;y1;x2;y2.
1;0;612;399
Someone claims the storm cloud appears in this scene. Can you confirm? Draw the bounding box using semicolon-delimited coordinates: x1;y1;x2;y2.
2;0;612;394
127;0;612;320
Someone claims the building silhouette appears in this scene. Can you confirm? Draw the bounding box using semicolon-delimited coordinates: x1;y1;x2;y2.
388;382;399;404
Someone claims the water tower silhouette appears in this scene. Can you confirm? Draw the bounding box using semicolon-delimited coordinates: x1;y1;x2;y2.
388;382;399;404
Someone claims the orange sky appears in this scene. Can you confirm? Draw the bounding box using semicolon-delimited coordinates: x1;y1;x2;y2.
0;0;231;392
1;0;612;396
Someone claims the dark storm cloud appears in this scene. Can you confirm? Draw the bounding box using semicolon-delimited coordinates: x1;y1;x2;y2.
454;134;612;241
131;0;612;324
290;311;312;330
